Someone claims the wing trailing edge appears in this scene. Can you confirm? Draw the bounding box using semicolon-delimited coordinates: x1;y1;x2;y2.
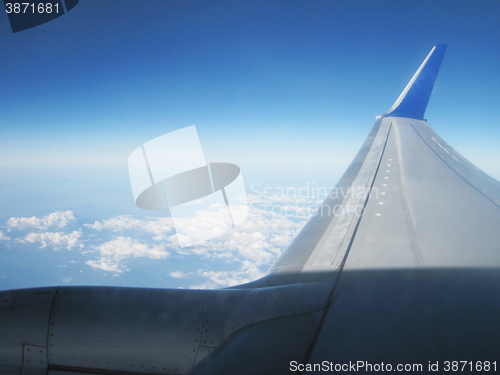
384;44;447;120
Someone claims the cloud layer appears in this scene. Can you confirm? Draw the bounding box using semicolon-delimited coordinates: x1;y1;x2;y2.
2;193;321;288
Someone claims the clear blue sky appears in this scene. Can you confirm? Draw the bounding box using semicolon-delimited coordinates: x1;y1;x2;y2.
1;0;499;289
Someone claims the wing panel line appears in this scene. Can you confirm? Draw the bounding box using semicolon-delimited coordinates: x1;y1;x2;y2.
297;123;393;373
409;123;500;210
394;121;445;358
394;123;423;268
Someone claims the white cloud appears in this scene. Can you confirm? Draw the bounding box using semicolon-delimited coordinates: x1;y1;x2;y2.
174;200;314;288
7;211;75;231
0;231;11;240
19;230;82;250
86;258;123;273
172;204;240;248
85;215;174;236
86;236;170;273
170;271;188;279
192;261;266;289
180;205;307;267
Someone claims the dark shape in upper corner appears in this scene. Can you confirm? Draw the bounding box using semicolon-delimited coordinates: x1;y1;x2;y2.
64;0;78;12
4;0;79;33
385;44;447;120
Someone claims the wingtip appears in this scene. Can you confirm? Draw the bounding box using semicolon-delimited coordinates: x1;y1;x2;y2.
385;44;447;120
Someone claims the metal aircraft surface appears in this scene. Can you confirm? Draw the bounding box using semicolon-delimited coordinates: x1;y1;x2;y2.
1;44;500;375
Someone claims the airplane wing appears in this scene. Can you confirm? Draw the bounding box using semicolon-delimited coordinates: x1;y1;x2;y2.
2;45;499;375
264;44;500;283
193;44;500;373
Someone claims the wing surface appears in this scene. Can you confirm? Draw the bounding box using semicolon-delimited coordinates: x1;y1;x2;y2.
306;113;500;367
230;45;500;371
261;44;500;370
261;43;500;289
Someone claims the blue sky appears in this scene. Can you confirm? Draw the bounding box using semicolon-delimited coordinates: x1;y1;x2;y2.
1;0;499;290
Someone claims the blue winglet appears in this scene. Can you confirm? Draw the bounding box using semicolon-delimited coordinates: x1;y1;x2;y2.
385;44;447;120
